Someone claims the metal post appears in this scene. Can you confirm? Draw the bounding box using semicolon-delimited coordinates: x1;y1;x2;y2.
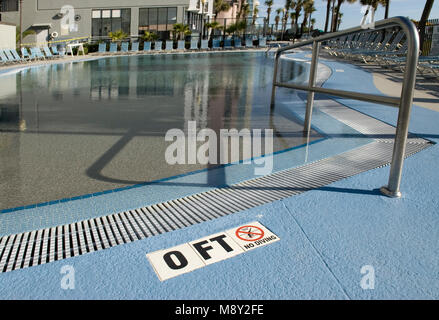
223;19;227;44
304;41;320;133
19;0;23;48
380;19;420;198
270;52;280;108
281;9;286;41
263;17;267;37
200;0;205;48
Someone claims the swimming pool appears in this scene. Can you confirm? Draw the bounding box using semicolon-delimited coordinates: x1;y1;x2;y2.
0;50;434;295
0;52;323;211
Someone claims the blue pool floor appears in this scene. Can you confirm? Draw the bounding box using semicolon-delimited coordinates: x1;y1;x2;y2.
0;54;438;299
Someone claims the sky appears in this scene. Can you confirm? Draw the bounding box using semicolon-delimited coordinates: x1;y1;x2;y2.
259;0;439;30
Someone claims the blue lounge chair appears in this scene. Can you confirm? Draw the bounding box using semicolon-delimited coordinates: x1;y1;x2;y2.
212;39;221;50
21;47;31;60
32;47;46;60
177;40;185;50
201;40;209;50
51;45;65;56
329;33;371;56
51;45;59;55
3;49;18;63
165;41;173;51
234;37;243;48
418;62;439;78
356;32;404;56
109;43;118;53
190;39;198;50
21;47;38;60
345;32;394;59
224;38;233;49
259;37;267;48
131;42;139;53
98;43;107;54
9;49;23;62
121;42;129;53
43;46;56;59
0;50;10;64
143;41;151;52
154;41;163;51
365;33;406;58
245;38;254;48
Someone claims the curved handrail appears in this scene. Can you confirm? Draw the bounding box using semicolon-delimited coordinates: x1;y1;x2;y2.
270;17;420;198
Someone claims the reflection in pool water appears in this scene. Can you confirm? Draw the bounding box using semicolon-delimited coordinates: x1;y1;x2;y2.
0;52;320;210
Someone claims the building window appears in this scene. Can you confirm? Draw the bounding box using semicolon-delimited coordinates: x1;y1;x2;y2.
92;10;101;19
138;7;178;39
0;0;19;12
92;8;131;37
112;10;121;18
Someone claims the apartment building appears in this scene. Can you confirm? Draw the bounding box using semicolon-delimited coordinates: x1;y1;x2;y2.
0;0;215;45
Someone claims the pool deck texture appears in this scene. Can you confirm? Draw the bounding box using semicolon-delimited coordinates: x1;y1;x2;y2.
0;50;438;299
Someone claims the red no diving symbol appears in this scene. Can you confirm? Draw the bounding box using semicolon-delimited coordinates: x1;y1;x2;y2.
235;225;264;241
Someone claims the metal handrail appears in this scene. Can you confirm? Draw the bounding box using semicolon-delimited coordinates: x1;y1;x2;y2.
266;43;281;56
270;17;420;198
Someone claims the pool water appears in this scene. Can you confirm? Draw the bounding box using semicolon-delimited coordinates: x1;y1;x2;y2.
0;52;322;210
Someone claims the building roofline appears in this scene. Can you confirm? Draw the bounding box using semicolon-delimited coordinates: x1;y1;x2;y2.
0;21;16;27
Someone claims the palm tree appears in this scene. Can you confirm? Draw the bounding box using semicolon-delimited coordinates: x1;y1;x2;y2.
332;0;356;32
290;11;296;26
293;0;304;34
359;0;388;8
238;1;251;19
265;0;274;24
283;0;295;30
264;0;274;35
419;0;435;51
281;8;287;38
252;5;259;25
142;31;159;42
301;0;316;35
108;30;128;42
275;8;282;31
214;0;231;21
311;18;316;30
384;0;390;19
337;12;344;30
205;21;222;40
324;0;332;32
173;23;192;40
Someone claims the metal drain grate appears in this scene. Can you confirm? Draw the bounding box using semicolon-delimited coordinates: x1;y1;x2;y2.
0;106;433;273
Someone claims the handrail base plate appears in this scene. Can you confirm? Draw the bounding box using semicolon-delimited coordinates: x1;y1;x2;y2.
380;186;402;198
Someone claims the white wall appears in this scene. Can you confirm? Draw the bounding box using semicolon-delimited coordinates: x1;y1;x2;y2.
0;23;16;50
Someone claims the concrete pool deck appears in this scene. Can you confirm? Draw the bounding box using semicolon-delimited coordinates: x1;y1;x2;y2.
0;50;438;299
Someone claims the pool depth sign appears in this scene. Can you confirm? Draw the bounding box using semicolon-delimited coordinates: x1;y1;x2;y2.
146;222;280;281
